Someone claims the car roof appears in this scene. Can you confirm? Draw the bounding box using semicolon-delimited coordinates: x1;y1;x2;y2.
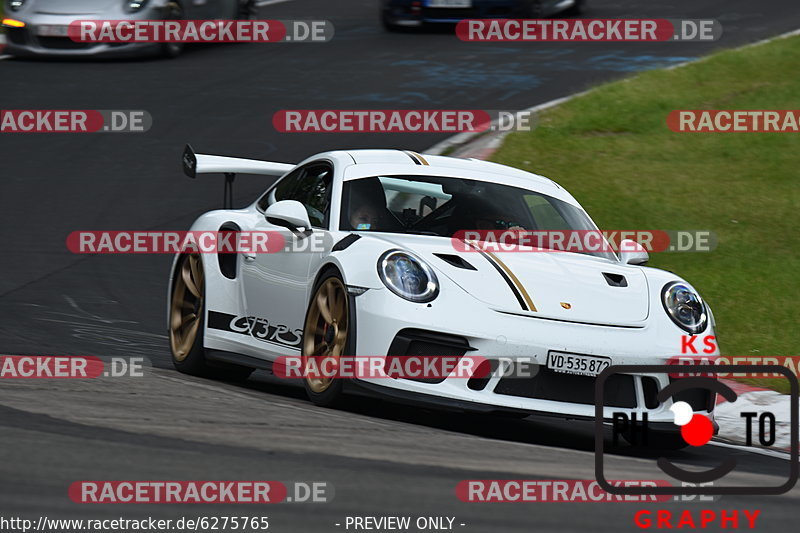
338;149;579;207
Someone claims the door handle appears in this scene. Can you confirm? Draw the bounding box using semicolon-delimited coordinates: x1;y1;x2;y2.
243;252;257;262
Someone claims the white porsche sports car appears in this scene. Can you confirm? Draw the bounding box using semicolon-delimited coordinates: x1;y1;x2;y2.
168;146;719;440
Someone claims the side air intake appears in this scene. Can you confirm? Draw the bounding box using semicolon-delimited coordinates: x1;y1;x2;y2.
602;273;628;287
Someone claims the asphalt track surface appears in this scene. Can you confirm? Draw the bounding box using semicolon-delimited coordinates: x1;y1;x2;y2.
1;1;800;531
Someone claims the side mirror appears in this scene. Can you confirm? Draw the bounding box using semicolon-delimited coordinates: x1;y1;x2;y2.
618;239;649;265
265;200;311;231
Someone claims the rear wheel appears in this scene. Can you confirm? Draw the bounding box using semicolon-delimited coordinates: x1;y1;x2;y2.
169;254;253;381
170;254;207;375
381;11;401;32
302;272;352;407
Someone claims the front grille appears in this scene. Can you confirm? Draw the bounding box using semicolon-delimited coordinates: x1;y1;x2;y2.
495;367;637;408
669;377;715;412
386;328;472;384
421;8;479;19
467;359;498;391
422;3;517;19
641;376;660;409
37;37;91;50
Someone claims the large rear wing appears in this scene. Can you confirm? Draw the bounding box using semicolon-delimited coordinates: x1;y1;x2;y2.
182;144;294;178
181;144;294;208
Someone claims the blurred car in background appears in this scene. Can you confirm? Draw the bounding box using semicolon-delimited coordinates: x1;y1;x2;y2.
2;0;256;58
381;0;585;31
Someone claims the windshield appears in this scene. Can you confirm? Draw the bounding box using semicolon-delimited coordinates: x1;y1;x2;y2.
340;175;615;260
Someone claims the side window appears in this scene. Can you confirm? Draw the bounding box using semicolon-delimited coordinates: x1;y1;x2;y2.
257;167;304;211
274;169;306;204
268;163;333;228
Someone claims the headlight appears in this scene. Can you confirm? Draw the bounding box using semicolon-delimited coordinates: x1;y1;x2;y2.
378;250;439;303
9;0;26;12
661;282;708;334
124;0;149;13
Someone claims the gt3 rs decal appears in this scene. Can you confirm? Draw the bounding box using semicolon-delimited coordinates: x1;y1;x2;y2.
465;241;538;312
208;311;302;350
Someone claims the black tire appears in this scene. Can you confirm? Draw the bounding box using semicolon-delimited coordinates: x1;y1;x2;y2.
161;2;185;58
523;0;545;18
301;270;355;407
563;0;585;17
236;0;257;21
169;254;253;381
381;11;401;32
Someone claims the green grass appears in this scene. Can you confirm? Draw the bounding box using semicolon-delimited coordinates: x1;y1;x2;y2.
492;35;800;393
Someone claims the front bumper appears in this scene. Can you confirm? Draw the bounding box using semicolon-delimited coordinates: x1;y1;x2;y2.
384;0;529;26
2;8;165;57
383;0;576;25
351;285;716;423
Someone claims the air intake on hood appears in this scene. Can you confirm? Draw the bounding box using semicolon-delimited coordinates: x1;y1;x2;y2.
433;254;477;271
602;273;628;287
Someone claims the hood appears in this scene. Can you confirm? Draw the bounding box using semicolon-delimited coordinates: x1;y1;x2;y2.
370;234;650;327
33;0;120;15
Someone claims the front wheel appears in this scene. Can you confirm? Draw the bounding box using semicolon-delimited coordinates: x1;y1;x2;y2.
302;271;352;407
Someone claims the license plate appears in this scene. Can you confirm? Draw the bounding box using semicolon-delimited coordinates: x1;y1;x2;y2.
547;352;611;377
427;0;472;8
37;25;70;37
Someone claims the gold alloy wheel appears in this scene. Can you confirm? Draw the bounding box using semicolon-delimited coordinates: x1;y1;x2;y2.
303;277;349;393
170;254;204;362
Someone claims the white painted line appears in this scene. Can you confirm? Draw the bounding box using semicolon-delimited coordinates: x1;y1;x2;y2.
256;0;294;6
426;90;592;157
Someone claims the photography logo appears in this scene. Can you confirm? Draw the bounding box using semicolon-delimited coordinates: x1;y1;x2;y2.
594;365;798;496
